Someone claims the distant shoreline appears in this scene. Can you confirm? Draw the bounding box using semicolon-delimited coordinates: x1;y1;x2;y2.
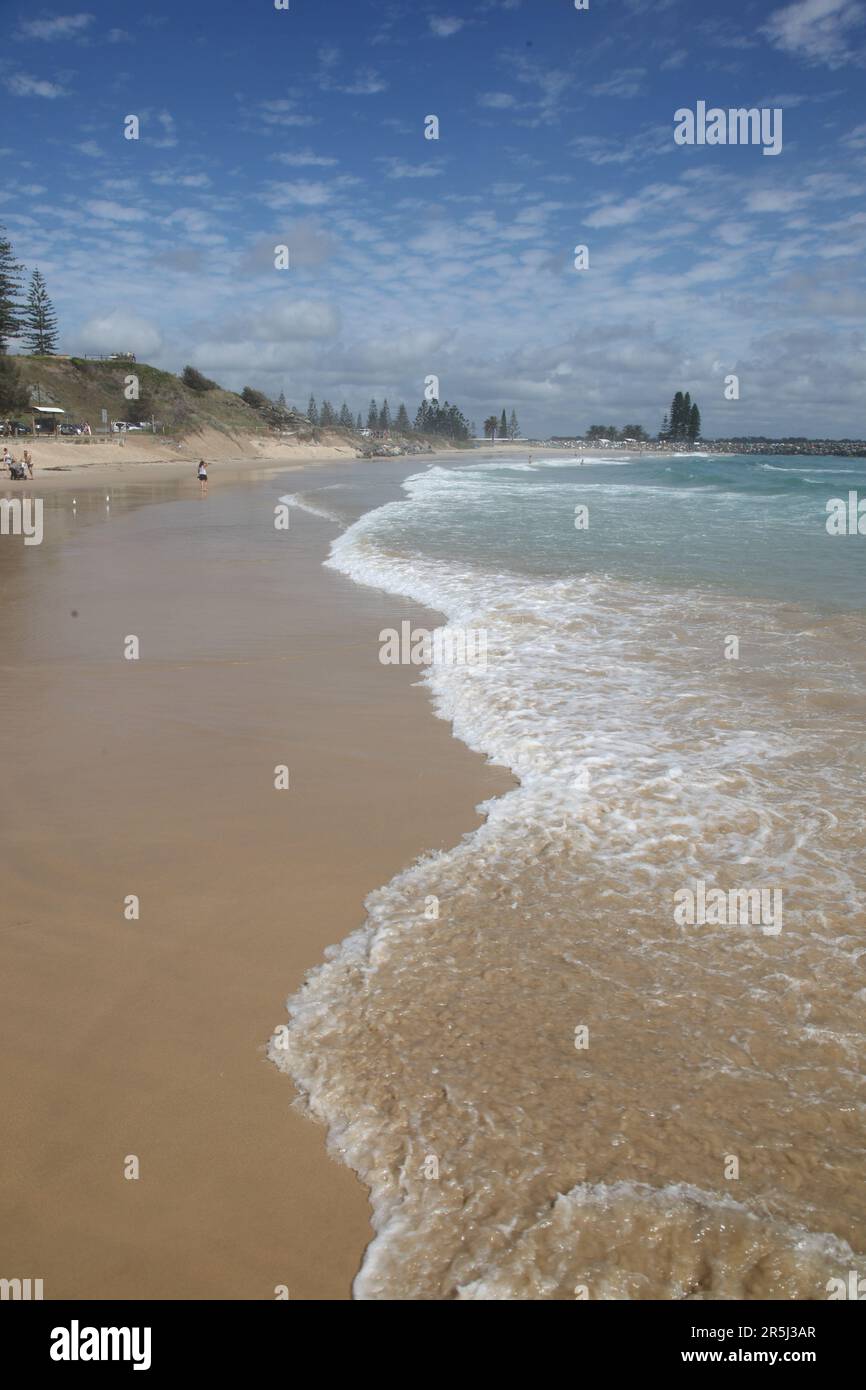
539;439;866;458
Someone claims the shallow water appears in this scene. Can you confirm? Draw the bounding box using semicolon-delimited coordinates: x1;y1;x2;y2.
272;452;866;1299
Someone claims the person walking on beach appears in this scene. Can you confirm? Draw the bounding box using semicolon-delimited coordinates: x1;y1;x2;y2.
197;458;208;493
23;448;32;478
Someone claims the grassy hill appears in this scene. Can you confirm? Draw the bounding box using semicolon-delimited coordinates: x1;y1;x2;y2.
13;356;287;439
10;355;475;454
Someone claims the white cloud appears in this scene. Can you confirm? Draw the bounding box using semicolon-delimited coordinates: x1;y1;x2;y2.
86;200;147;222
429;16;465;37
339;69;388;95
151;111;178;148
478;92;517;109
584;198;644;228
77;310;163;356
242;300;340;342
378;158;446;179
17;13;93;40
75;140;103;158
151;172;211;187
9;73;68;98
273;150;338;168
261;179;347;208
258;99;317;128
590;68;647;99
762;0;866;68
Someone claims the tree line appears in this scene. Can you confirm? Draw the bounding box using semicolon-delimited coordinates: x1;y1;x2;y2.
0;224;59;355
585;424;649;442
483;409;520;441
581;393;701;444
661;391;701;442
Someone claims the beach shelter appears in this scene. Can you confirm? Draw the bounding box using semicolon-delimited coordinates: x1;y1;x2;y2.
32;405;65;435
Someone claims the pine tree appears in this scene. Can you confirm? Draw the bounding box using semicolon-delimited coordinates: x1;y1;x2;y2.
509;409;519;440
0;224;24;352
367;399;379;431
659;412;670;440
307;395;319;426
670;392;684;440
688;403;701;441
395;402;410;432
500;409;508;437
21;269;58;354
320;399;335;426
339;402;353;428
356;412;363;431
378;399;391;433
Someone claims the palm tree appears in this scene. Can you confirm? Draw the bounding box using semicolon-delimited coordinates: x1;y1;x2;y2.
483;415;498;442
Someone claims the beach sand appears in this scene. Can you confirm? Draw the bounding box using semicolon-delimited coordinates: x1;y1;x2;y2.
0;453;512;1299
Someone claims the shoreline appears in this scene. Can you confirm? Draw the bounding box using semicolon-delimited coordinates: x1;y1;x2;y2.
0;452;514;1299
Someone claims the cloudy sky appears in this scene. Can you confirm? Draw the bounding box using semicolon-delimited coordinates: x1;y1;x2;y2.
3;0;866;437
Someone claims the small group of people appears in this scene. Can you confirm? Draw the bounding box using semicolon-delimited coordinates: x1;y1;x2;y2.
3;446;33;480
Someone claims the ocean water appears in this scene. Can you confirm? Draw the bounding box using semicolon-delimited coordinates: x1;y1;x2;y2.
271;452;866;1300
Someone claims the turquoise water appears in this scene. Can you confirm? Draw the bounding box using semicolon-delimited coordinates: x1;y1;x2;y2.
359;453;866;612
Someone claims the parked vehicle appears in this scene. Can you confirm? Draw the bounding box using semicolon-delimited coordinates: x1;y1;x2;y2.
60;423;83;435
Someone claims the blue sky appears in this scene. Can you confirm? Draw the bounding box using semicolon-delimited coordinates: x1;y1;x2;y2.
3;0;866;437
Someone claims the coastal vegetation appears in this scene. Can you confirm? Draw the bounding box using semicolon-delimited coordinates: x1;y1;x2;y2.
586;423;649;442
0;225;58;355
661;391;701;442
483;408;520;441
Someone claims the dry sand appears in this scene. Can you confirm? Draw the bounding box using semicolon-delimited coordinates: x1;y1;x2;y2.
0;453;512;1299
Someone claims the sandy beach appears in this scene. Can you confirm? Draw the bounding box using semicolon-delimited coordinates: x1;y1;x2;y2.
0;449;512;1299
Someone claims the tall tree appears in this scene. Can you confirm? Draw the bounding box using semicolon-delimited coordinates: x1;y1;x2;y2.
395;402;410;432
21;269;58;354
670;392;685;440
500;408;508;437
378;399;391;432
307;394;319;425
484;415;498;441
320;399;335;426
688;403;701;441
0;224;24;352
367;398;379;431
509;408;519;440
356;411;363;431
339;402;353;428
277;390;287;409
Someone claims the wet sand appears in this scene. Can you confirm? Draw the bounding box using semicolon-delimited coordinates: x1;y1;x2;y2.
0;458;511;1299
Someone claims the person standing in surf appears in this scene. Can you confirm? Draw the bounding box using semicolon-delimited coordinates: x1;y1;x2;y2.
197;459;208;493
